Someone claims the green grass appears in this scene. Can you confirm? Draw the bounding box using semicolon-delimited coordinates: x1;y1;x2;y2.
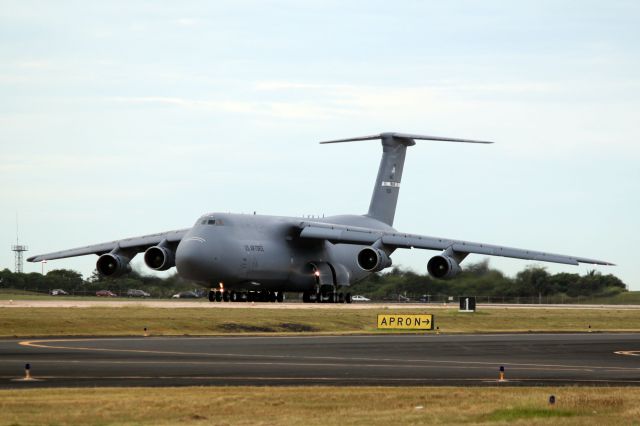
486;407;576;421
2;306;640;337
0;387;638;425
589;291;640;304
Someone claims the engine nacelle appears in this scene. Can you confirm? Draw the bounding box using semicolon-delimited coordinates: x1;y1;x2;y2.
144;246;176;271
357;247;392;272
96;253;132;277
427;255;462;279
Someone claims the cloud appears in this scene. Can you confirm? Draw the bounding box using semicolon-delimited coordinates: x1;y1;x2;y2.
175;18;199;27
16;60;53;69
254;81;347;91
247;80;640;154
106;96;354;120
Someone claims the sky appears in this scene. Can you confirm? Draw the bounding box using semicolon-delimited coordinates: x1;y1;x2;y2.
1;1;639;289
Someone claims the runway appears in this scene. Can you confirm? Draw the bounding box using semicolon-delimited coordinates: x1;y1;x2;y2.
1;333;640;388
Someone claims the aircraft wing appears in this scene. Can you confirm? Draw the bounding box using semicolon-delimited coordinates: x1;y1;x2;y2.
27;229;189;262
298;222;613;266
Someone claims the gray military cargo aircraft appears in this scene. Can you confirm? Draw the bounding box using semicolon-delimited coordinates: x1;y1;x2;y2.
28;132;613;303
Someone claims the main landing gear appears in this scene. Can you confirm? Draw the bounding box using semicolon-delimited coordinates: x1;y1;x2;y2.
302;290;352;304
208;289;284;303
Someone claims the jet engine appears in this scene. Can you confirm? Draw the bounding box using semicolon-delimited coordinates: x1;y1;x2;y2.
144;245;176;271
427;255;462;279
357;247;392;272
96;253;132;277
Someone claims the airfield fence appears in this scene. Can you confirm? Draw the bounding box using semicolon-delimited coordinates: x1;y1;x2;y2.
385;294;611;305
6;288;137;298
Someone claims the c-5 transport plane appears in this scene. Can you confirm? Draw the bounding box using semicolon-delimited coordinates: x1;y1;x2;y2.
29;132;613;303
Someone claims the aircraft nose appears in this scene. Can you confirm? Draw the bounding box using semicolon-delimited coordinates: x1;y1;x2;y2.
176;238;209;280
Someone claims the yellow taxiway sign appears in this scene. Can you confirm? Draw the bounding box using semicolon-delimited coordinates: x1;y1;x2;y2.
377;314;434;330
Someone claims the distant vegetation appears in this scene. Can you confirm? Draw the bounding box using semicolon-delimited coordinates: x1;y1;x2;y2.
0;260;628;300
0;268;200;298
350;260;627;301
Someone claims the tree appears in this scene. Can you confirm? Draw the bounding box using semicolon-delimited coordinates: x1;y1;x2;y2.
515;266;551;296
44;269;84;290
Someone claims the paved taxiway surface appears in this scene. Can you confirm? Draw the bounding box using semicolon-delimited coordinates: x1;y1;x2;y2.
2;333;640;388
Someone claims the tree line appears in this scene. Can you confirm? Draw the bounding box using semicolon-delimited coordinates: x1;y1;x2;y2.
0;268;200;298
350;261;626;300
0;261;627;300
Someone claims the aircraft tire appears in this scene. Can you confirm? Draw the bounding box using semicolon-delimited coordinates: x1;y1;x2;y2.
338;292;345;303
345;292;352;304
215;291;222;302
222;291;229;302
208;290;215;302
276;291;284;303
302;291;310;303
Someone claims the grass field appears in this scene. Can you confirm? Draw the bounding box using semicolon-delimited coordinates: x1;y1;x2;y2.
591;291;640;305
2;305;640;337
1;386;639;425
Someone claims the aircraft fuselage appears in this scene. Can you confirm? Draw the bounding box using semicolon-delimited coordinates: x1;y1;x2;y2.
175;212;394;291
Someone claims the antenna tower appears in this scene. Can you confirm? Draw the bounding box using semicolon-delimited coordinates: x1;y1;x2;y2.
11;215;28;273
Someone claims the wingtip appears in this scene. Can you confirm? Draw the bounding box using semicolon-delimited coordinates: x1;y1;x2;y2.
584;260;616;266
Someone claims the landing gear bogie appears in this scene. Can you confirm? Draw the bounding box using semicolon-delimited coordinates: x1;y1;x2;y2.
303;289;350;304
208;289;285;303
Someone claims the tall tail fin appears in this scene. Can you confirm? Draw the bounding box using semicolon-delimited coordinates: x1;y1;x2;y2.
320;132;492;226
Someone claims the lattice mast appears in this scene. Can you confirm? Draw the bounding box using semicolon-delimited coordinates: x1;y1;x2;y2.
11;215;27;273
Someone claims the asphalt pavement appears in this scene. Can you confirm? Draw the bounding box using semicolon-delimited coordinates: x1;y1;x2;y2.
1;333;640;388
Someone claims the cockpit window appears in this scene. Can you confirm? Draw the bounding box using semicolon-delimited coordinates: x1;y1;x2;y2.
195;217;224;226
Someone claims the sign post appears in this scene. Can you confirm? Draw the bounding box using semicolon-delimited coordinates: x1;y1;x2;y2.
459;296;476;312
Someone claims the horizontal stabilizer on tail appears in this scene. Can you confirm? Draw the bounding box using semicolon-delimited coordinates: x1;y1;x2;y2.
319;131;494;225
319;132;494;145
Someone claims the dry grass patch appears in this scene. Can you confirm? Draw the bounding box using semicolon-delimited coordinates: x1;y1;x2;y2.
1;387;640;425
1;306;640;337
